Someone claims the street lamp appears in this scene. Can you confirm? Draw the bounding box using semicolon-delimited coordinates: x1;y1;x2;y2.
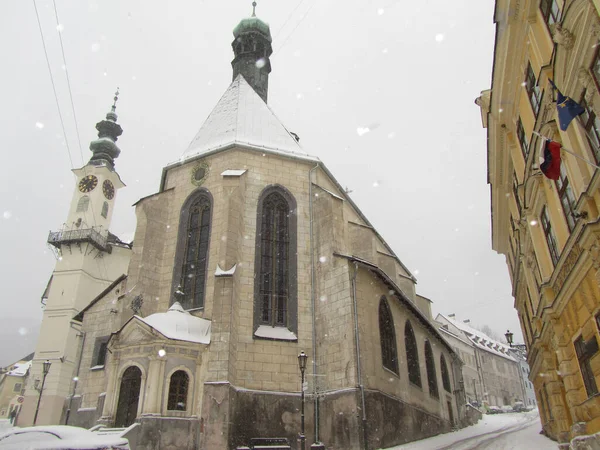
33;360;51;425
298;351;308;450
505;330;514;347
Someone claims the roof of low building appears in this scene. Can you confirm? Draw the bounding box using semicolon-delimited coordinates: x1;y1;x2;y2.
135;302;211;345
437;313;516;362
6;360;32;377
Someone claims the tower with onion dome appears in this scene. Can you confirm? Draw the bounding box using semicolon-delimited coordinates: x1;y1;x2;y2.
19;93;132;426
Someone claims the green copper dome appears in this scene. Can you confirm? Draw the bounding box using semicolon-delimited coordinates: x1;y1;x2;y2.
233;16;272;42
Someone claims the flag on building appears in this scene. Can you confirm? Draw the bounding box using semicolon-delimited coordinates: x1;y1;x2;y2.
540;139;562;180
549;80;585;131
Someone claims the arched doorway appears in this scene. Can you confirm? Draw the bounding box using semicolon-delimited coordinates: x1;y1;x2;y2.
115;366;142;427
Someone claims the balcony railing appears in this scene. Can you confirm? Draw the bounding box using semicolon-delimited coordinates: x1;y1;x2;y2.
47;227;109;252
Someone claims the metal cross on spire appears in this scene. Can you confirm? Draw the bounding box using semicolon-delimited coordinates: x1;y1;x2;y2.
252;1;257;16
112;87;120;112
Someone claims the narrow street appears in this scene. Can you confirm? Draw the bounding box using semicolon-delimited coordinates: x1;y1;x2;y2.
383;410;556;450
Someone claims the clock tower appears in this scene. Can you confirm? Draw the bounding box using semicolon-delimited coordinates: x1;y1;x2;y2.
19;92;132;426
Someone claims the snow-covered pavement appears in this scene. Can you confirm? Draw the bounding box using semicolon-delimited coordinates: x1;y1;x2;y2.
382;410;556;449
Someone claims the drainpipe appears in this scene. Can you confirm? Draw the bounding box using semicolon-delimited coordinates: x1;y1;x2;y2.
308;163;320;444
473;348;487;406
351;262;368;450
65;327;86;425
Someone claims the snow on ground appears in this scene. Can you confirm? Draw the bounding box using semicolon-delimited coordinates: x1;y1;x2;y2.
382;410;556;450
0;419;12;433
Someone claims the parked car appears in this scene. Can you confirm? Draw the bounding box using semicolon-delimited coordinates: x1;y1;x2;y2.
500;405;514;413
487;406;501;414
0;425;129;450
512;401;526;412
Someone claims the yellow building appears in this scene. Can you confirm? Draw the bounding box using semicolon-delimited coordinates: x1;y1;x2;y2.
0;353;33;422
478;0;600;443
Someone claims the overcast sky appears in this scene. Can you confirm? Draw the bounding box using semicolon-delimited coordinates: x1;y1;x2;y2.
0;0;520;366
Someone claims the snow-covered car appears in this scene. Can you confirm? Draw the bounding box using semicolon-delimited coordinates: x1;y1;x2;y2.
487;406;502;414
512;401;526;412
500;405;514;413
0;425;129;450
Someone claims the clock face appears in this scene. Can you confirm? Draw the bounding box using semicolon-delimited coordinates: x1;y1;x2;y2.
103;180;115;200
78;175;98;193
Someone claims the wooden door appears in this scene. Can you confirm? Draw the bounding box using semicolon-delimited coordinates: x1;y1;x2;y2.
115;366;141;427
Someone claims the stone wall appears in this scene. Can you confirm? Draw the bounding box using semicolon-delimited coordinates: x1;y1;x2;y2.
365;389;452;449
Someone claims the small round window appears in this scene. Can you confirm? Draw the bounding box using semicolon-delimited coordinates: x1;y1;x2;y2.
191;162;209;186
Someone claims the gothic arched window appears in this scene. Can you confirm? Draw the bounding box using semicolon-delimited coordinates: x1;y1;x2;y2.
101;201;109;218
405;320;421;387
425;340;439;398
76;196;89;212
441;354;452;393
379;296;398;374
167;370;189;411
254;186;297;335
172;189;212;310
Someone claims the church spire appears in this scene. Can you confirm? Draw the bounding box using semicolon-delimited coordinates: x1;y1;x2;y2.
231;2;272;103
89;88;123;170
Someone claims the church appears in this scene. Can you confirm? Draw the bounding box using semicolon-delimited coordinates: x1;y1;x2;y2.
20;7;466;450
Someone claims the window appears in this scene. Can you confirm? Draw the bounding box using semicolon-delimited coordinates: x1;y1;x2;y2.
540;0;560;27
167;370;189;411
254;185;297;334
580;94;600;164
13;383;22;393
379;297;399;374
76;196;89;213
424;341;439;398
513;174;521;213
92;336;110;367
101;201;109;218
525;63;542;116
574;335;599;397
541;206;560;266
516;117;529;159
405;320;421;387
593;50;600;89
555;164;577;231
172;190;212;310
441;354;452;393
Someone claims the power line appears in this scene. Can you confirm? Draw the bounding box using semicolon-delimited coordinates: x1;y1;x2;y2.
274;0;317;55
52;0;85;168
32;0;75;169
273;0;305;40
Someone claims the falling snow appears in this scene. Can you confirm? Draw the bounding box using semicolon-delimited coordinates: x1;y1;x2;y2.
356;127;370;136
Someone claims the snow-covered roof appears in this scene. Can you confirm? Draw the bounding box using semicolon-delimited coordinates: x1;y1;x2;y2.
439;314;516;362
254;325;297;341
215;263;236;276
181;75;318;162
221;169;247;177
136;302;211;344
6;361;31;377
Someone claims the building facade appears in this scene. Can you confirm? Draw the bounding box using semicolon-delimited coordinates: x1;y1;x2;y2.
25;8;470;450
478;0;600;443
436;315;525;409
0;353;32;422
18;94;132;427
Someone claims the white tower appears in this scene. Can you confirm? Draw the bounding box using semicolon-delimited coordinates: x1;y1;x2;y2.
20;92;132;426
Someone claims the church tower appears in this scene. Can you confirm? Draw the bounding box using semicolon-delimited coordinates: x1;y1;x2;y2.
19;93;132;426
231;1;272;102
